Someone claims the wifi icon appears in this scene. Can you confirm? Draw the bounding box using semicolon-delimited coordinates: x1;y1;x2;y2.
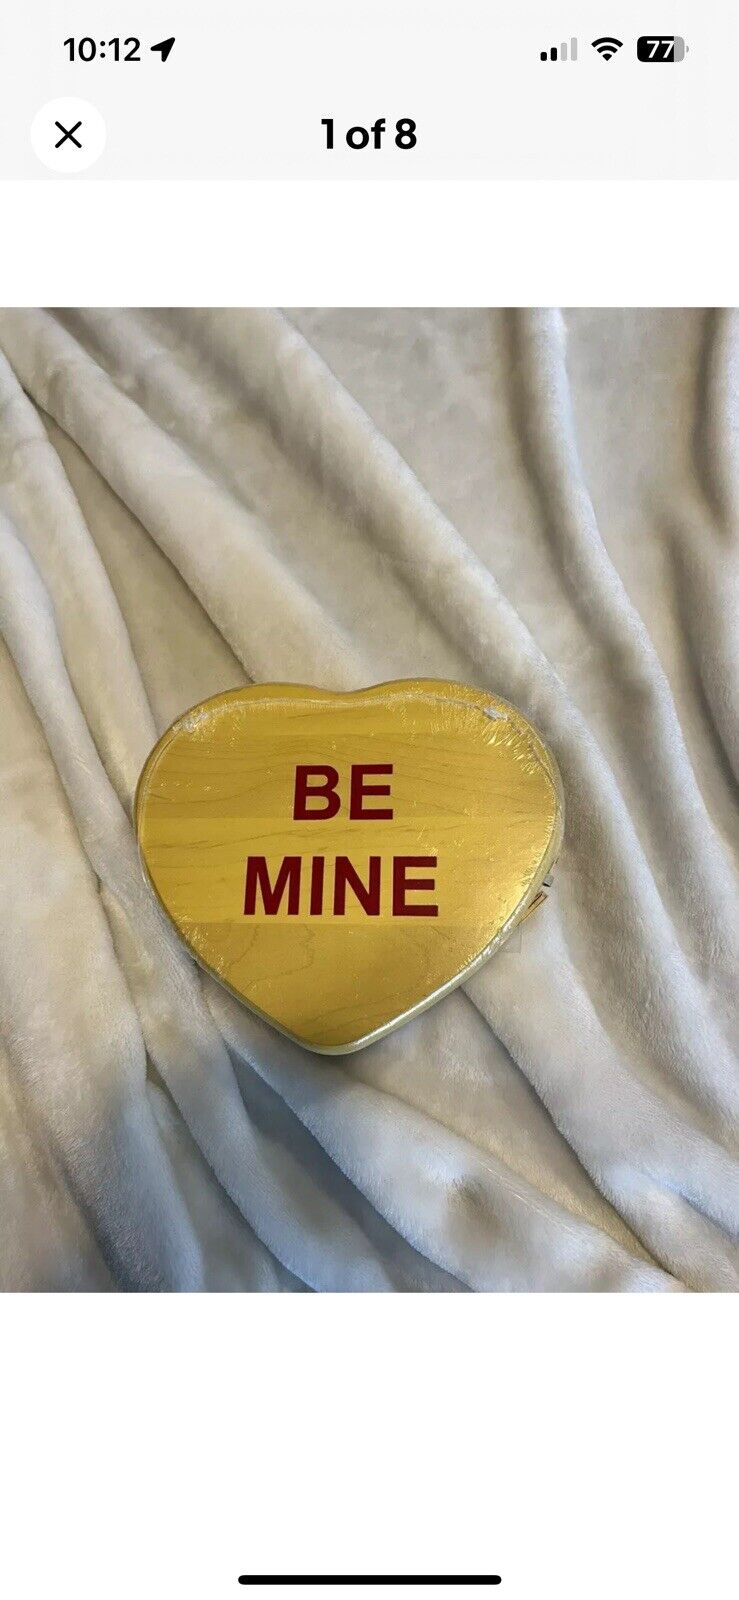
592;36;623;60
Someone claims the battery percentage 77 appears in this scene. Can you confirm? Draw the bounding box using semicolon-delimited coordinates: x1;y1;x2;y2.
636;36;689;61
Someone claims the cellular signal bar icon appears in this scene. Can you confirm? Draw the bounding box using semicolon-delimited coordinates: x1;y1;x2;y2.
540;38;578;62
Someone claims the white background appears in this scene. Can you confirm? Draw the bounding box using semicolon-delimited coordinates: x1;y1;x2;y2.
1;173;737;1583
1;1;738;177
2;1298;735;1598
2;179;739;305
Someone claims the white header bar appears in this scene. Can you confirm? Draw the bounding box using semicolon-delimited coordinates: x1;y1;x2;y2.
1;2;736;179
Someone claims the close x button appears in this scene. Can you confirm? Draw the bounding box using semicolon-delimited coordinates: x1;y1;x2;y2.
30;98;106;172
55;119;83;150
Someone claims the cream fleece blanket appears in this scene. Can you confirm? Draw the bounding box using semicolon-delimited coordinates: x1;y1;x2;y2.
0;307;736;1292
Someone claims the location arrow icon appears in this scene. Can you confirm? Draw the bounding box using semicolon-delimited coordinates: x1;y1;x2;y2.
151;37;175;63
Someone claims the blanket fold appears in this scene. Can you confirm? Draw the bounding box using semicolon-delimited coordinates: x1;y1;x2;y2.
0;308;736;1291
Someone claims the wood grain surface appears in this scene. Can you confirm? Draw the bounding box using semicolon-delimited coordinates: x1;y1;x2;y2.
135;679;563;1052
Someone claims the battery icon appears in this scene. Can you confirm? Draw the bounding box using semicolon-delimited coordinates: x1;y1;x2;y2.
637;35;688;61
